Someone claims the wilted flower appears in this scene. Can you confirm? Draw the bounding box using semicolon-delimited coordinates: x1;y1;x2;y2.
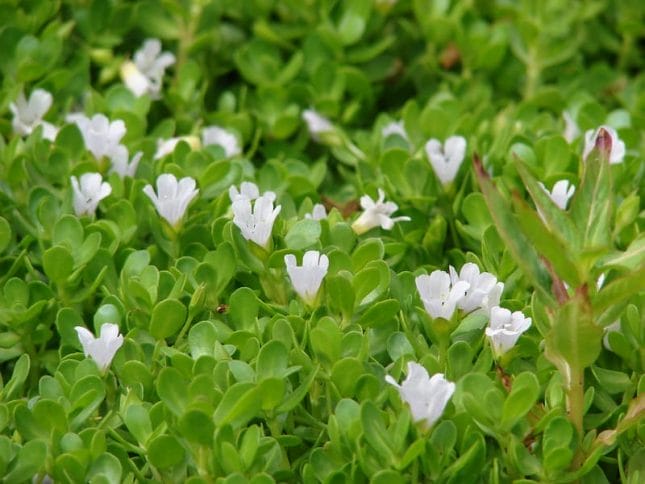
302;109;334;141
485;306;532;357
415;270;470;320
385;362;455;428
538;180;576;210
582;125;625;164
424;135;467;185
284;251;329;305
143;174;199;227
305;203;327;221
154;136;201;160
109;146;143;178
562;111;580;143
70;173;112;217
121;38;175;98
232;193;281;249
351;189;410;235
449;263;503;314
382;120;408;140
75;323;124;372
202;126;241;158
68;113;126;162
9;89;58;141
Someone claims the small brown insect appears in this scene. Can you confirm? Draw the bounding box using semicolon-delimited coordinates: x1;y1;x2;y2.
216;304;228;314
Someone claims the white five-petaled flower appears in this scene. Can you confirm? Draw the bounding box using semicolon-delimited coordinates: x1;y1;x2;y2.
284;251;329;305
121;38;175;98
9;89;58;141
70;173;112;217
351;189;410;235
582;125;625;164
538;180;576;210
415;270;470;321
305;203;327;221
562;111;580;143
385;362;455;429
143;174;199;227
424;135;467;185
232;193;281;249
202;126;241;158
449;263;504;314
154;136;201;160
485;306;532;357
74;323;124;372
228;181;276;203
109;146;143;178
68;113;126;162
382;120;409;141
302;109;334;142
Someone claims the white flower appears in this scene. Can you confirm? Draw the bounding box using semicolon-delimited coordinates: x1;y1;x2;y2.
582;125;626;164
351;189;410;235
382;120;408;140
538;180;576;210
449;263;504;314
385;362;455;428
232;193;281;249
284;251;329;305
602;321;621;352
202;126;241;158
69;113;126;161
305;203;327;221
74;323;124;372
154;136;200;160
228;181;276;203
562;111;580;143
302;109;334;141
70;173;112;217
143;174;199;227
109;146;143;178
9;89;58;141
415;270;470;320
424;135;467;185
485;306;532;357
121;38;175;98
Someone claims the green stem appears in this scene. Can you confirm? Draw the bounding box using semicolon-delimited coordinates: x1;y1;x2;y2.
567;367;585;468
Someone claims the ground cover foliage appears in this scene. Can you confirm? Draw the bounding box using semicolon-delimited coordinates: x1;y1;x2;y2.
0;0;644;482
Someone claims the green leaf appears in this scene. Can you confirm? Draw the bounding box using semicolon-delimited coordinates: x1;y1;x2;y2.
276;365;318;413
2;354;30;400
255;340;289;381
473;156;554;304
599;234;645;271
0;217;11;253
570;143;613;257
351;238;384;272
88;453;122;484
213;383;262;428
148;435;185;469
149;299;187;340
123;405;152;445
43;245;74;283
593;267;645;315
545;294;602;385
326;273;355;319
591;366;632;395
4;440;47;483
361;401;396;464
512;194;582;287
53;214;84;250
515;161;578;249
179;410;214;446
358;299;400;327
228;287;259;332
501;372;540;431
337;0;371;45
284;219;321;250
156;367;189;417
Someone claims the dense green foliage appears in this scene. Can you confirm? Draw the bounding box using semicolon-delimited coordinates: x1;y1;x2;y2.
0;0;643;482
